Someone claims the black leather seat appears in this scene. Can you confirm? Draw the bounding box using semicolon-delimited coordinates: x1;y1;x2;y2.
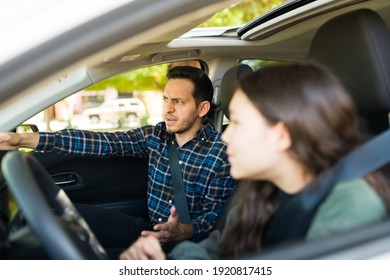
220;64;254;120
213;64;253;230
309;9;390;135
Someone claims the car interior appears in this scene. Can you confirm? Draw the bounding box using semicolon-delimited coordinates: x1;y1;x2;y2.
1;0;390;260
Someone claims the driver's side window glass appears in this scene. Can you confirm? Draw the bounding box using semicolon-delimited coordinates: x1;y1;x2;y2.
25;61;205;132
24;64;178;132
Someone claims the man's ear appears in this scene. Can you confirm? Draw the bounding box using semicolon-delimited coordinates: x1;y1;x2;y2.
198;101;210;118
275;122;292;151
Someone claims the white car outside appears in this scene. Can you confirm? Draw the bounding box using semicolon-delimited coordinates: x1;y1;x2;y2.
83;98;146;124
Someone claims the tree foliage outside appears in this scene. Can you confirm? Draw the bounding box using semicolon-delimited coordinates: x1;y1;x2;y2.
86;0;286;93
87;64;169;92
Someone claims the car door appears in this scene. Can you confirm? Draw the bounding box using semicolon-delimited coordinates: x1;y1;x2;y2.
20;66;167;220
31;151;149;218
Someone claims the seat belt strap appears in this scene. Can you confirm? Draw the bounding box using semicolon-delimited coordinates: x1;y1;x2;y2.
263;128;390;246
303;128;390;210
167;139;191;224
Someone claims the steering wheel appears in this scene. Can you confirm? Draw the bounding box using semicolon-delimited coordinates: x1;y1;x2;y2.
1;151;108;259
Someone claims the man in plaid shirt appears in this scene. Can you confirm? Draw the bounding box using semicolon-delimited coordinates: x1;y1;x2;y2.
0;66;235;258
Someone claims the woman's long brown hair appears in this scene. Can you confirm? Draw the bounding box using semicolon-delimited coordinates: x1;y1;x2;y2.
221;63;390;258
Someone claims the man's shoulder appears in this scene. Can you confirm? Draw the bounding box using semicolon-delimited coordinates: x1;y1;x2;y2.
202;122;223;141
140;122;167;136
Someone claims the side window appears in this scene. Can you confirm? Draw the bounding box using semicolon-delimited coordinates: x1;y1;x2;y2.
24;60;207;131
24;64;175;132
23;60;203;132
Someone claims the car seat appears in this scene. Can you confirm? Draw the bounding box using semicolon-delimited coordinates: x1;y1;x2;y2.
214;64;253;231
309;9;390;136
220;64;254;120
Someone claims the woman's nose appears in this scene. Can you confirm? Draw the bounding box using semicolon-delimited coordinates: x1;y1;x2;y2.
221;124;231;144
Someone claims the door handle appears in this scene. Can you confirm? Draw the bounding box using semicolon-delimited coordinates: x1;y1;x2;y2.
51;172;84;190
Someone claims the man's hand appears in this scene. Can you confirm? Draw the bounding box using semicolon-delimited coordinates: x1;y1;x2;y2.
141;206;194;244
0;131;39;150
0;131;18;150
119;236;166;260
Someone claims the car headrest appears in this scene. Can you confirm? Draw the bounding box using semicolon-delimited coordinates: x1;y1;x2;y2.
309;9;390;133
220;64;253;119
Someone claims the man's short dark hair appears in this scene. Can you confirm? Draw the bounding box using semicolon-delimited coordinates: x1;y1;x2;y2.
167;66;215;120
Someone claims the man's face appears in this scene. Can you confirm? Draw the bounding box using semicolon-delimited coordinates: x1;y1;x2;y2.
162;78;200;135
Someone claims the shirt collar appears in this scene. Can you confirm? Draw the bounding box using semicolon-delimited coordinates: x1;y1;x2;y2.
161;119;216;143
194;120;215;141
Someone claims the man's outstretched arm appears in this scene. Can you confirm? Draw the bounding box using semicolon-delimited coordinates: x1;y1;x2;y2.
0;132;39;150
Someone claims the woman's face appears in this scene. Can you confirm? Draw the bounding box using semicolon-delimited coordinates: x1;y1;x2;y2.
222;90;289;181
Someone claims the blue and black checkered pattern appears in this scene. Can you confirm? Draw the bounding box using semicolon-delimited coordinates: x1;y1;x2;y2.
37;121;235;241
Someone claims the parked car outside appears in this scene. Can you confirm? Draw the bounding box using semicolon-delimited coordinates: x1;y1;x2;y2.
83;98;146;125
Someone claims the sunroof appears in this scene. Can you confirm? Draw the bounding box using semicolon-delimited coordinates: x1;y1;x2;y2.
237;0;316;36
198;0;287;28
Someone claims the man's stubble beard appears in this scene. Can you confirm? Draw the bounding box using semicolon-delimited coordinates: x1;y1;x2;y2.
166;112;199;135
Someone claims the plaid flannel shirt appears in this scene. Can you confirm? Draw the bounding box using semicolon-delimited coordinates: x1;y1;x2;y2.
36;121;235;241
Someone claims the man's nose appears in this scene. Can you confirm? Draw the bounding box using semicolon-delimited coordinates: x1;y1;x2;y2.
164;100;174;113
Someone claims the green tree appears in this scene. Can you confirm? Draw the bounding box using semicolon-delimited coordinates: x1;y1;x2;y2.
86;64;168;92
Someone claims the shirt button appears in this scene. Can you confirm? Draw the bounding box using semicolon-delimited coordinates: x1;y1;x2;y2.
201;137;204;141
179;160;183;164
158;218;162;222
169;200;172;204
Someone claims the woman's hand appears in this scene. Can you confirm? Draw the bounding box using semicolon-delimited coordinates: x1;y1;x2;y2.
119;235;166;260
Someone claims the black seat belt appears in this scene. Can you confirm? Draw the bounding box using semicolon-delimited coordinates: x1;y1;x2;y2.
167;139;191;224
262;128;390;246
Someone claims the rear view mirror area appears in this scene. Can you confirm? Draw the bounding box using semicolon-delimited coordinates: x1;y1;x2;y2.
16;124;39;133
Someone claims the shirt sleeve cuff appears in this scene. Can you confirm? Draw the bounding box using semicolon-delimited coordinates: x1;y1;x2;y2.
35;132;56;152
191;222;207;242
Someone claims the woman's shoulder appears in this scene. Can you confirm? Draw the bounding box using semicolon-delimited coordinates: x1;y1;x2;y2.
325;178;385;209
306;178;388;239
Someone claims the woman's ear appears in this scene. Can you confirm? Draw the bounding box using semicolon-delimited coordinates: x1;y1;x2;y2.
198;101;211;118
275;122;292;151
